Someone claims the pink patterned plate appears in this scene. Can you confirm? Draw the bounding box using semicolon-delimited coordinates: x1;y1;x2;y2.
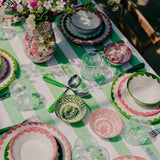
59;10;112;45
0;122;71;160
10;127;58;160
113;155;146;160
104;42;132;66
0;53;10;82
118;75;160;116
89;109;123;138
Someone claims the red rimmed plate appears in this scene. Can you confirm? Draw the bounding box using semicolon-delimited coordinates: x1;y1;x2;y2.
111;72;160;123
59;11;112;45
104;42;132;66
0;122;71;160
10;127;58;160
89;108;123;138
113;155;146;160
0;53;10;82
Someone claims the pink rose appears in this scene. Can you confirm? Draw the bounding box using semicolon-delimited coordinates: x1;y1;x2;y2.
13;3;18;9
0;1;3;7
30;1;38;8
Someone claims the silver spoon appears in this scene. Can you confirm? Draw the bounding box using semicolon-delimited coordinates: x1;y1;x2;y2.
45;75;88;113
43;76;89;97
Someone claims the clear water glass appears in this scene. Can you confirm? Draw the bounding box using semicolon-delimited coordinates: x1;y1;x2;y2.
80;52;102;81
72;135;99;160
9;79;32;111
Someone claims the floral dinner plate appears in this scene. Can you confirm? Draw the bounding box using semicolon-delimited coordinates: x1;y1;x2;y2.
59;10;112;45
89;108;123;138
0;122;71;160
111;72;160;123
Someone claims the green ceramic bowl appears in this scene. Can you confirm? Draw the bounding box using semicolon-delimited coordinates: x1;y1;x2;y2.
127;71;160;105
55;94;87;123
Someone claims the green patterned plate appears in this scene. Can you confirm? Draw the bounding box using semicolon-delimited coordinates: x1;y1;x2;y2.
0;48;17;91
55;94;87;123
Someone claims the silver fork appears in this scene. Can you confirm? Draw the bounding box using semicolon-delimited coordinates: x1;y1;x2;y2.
148;128;160;138
0;114;39;135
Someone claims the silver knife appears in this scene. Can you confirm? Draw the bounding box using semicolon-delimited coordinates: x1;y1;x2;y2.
99;63;145;85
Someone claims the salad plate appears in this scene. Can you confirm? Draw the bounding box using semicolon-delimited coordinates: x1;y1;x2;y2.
89;108;123;138
113;155;146;160
64;14;104;40
0;48;17;91
69;9;103;34
104;42;132;66
111;72;160;123
0;53;10;82
55;95;87;123
59;10;112;45
0;122;71;160
10;127;58;160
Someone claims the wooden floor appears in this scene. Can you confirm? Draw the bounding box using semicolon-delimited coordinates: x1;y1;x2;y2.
94;0;160;76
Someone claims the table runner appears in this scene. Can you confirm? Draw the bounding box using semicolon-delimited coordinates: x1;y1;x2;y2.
0;1;160;159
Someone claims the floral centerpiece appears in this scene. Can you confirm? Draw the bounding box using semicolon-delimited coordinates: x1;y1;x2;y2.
0;0;94;63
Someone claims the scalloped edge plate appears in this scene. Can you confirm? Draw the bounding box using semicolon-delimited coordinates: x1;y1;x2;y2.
0;122;71;160
111;72;160;124
0;48;17;91
59;10;112;45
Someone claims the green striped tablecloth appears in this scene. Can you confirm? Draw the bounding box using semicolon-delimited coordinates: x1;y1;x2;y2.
0;2;159;160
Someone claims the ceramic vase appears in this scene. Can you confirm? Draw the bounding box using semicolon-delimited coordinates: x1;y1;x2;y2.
23;22;56;63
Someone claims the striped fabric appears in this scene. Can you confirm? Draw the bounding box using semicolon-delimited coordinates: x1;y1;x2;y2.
0;1;159;160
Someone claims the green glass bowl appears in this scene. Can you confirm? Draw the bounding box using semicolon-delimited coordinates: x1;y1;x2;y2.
55;94;87;123
127;71;160;105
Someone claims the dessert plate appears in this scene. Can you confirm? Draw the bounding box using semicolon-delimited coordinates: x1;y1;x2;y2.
111;72;160;123
118;74;160;116
113;155;146;160
55;95;87;123
0;48;17;91
104;42;132;66
65;14;104;40
10;127;58;160
0;53;10;82
59;11;112;45
69;10;103;34
0;122;71;160
89;108;123;138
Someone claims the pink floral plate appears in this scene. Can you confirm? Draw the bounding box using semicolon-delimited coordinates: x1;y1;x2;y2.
113;155;146;160
111;72;160;123
0;122;71;160
89;108;123;138
104;42;132;66
59;10;112;45
0;53;10;82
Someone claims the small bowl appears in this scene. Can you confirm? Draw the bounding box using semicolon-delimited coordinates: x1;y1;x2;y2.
104;42;132;66
69;9;102;34
10;127;58;160
127;72;160;105
55;94;87;123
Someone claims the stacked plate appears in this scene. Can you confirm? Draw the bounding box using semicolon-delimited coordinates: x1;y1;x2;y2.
0;122;71;160
59;8;112;45
0;48;17;90
111;71;160;123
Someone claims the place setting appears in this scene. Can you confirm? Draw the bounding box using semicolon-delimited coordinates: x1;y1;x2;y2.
0;122;71;160
59;8;112;45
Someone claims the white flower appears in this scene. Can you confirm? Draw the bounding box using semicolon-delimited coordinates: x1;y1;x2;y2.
26;14;36;29
43;1;52;10
37;6;43;13
17;4;24;12
50;41;55;46
56;0;65;11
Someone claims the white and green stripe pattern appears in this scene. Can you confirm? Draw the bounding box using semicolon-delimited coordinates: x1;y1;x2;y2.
0;3;159;160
